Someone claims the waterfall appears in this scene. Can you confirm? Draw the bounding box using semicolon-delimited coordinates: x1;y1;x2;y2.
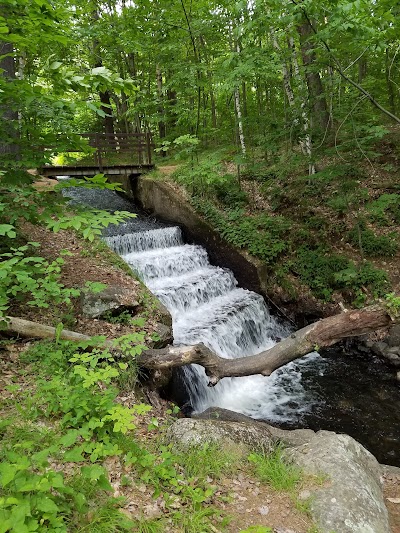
109;226;319;422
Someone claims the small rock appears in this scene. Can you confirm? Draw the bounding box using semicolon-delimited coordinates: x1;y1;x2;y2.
258;505;269;515
80;285;139;319
298;490;311;500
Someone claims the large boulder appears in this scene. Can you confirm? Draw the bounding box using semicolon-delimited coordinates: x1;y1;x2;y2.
288;431;390;533
80;285;139;319
166;418;275;453
193;407;316;447
174;410;390;532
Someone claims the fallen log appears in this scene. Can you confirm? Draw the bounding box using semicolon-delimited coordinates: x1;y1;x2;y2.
2;305;395;385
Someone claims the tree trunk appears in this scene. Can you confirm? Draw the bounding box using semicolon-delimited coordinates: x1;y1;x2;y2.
271;31;315;174
156;66;166;140
3;305;395;385
99;90;115;137
385;48;396;115
358;57;367;83
298;19;329;136
0;41;19;160
92;9;115;137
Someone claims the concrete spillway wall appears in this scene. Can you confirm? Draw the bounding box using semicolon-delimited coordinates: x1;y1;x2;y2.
132;176;273;308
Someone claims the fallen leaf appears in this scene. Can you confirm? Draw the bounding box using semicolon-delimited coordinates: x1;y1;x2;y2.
387;497;400;504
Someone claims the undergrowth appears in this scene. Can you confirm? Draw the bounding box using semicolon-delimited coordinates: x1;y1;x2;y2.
0;337;231;532
171;156;395;306
0;334;322;532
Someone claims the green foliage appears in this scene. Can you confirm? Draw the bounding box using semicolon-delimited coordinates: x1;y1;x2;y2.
348;223;398;257
102;310;135;325
0;455;71;532
384;292;400;319
0;244;80;319
213;174;248;207
176;443;242;481
240;526;273;533
192;198;289;265
326;186;369;215
292;247;388;302
156;134;200;160
55;174;124;192
292;248;349;300
366;194;400;225
334;262;389;306
0;175;135;319
45;209;136;242
248;445;302;492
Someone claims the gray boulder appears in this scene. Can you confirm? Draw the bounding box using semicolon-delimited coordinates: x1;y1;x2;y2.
80;285;139;318
166;418;275;453
288;431;390;533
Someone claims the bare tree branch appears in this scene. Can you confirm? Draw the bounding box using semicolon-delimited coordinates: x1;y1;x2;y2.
3;305;394;386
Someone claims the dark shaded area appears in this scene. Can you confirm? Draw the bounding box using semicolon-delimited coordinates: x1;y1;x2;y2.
278;347;400;466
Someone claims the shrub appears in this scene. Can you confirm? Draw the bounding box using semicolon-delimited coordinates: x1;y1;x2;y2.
348;224;398;257
366;194;400;225
292;247;350;300
212;174;248;207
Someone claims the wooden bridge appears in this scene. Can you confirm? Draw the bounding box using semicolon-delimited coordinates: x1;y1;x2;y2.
40;132;154;179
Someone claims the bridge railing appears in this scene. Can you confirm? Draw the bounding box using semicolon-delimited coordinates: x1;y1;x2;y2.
81;132;154;170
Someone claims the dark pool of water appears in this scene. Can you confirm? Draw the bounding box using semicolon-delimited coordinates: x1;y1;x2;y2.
277;347;400;466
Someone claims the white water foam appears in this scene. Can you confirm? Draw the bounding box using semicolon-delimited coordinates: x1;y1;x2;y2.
108;227;319;422
105;227;183;255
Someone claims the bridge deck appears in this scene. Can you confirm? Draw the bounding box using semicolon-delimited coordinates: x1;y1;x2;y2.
41;164;154;178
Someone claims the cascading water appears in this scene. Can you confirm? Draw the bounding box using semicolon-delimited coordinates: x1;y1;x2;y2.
63;186;400;466
105;226;319;421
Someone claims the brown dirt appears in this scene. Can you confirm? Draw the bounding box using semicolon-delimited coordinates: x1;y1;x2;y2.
9;221;162;341
383;469;400;533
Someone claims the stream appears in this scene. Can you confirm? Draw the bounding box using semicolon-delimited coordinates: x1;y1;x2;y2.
64;186;400;466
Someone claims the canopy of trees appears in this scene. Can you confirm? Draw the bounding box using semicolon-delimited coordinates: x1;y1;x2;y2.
1;0;400;172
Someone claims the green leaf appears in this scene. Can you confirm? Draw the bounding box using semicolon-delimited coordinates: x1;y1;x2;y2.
35;497;59;514
0;464;18;487
49;61;62;70
81;465;106;481
59;430;80;447
64;447;84;462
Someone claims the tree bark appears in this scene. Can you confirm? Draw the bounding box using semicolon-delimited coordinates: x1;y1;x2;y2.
298;18;329;135
0;41;19;160
271;31;315;174
92;9;115;137
156;66;166;140
3;305;394;385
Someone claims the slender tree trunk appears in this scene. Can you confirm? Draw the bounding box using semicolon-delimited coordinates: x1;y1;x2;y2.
385;48;396;115
92;10;115;137
298;18;329;135
358;57;367;83
272;31;315;173
156;66;166;140
0;41;19;160
234;86;246;156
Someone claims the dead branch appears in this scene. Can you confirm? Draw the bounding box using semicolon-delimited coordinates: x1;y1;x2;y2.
2;305;394;385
